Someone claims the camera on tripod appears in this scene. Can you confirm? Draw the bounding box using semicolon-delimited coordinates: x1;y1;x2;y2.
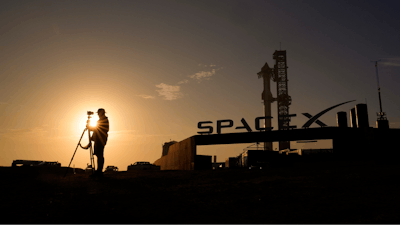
64;111;96;177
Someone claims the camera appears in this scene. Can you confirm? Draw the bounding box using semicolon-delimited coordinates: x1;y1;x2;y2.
87;111;94;116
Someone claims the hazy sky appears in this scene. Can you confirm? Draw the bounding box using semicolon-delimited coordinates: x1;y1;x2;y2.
1;0;400;169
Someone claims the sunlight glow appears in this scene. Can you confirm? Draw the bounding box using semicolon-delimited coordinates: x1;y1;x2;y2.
89;115;99;128
76;114;100;137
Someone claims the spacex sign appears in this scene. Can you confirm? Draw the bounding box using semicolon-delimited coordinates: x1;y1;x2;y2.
197;117;273;135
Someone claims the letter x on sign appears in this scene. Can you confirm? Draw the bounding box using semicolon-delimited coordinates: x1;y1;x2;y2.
302;113;327;127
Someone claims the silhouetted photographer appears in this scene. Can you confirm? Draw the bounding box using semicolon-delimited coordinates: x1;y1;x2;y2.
87;108;109;177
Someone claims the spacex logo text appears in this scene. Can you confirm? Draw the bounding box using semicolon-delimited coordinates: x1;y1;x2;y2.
197;117;273;135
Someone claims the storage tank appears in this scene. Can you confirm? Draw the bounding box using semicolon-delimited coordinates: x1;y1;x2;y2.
349;108;357;128
336;111;348;128
355;104;369;128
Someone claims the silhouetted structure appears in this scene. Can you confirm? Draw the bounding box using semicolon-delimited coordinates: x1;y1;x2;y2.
350;108;357;128
303;113;327;127
12;160;61;167
212;162;225;170
257;50;295;151
302;100;355;128
272;50;294;150
372;60;390;129
355;104;369;128
225;157;238;168
162;141;177;156
257;61;274;151
336;111;348;128
237;150;281;168
127;161;160;170
154;103;400;170
194;155;212;170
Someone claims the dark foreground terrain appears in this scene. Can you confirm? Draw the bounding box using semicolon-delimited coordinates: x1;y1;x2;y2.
1;158;400;224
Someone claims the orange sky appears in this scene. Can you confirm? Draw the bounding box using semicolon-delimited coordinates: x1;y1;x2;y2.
1;0;400;170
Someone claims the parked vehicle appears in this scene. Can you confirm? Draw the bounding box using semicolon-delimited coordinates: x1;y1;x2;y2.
12;160;61;167
105;165;118;172
127;161;160;170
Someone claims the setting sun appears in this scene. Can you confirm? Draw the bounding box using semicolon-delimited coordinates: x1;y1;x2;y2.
89;115;99;128
75;113;100;137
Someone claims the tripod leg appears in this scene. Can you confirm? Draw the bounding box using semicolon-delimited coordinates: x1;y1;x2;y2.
64;128;88;178
91;146;95;174
88;130;95;174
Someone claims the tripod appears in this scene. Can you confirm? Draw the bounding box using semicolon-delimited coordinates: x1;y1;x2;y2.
64;115;96;178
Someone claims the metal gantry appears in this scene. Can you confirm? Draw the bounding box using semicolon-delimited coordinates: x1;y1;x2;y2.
272;50;294;150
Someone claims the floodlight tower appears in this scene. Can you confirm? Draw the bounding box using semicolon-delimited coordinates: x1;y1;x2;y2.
372;60;389;129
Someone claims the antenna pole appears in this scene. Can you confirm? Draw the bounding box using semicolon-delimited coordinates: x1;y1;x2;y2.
371;60;385;119
374;60;383;114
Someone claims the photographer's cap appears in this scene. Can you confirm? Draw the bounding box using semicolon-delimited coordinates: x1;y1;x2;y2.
97;108;106;114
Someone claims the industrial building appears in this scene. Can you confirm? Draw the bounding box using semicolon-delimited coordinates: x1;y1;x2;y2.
153;50;399;170
154;102;399;170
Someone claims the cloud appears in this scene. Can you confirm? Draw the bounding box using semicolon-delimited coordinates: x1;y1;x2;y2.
198;64;217;68
155;83;183;100
382;57;400;67
188;69;216;82
137;94;155;99
177;79;189;84
382;62;400;67
151;65;219;100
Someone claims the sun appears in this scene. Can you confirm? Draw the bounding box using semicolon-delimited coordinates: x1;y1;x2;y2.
89;114;99;128
74;113;100;138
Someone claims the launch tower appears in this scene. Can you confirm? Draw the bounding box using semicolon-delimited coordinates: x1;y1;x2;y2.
258;50;295;151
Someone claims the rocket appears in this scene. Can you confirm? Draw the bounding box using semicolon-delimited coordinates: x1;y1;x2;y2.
258;62;276;151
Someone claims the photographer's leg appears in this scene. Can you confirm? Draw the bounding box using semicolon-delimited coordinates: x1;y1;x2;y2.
94;144;105;174
98;155;104;173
